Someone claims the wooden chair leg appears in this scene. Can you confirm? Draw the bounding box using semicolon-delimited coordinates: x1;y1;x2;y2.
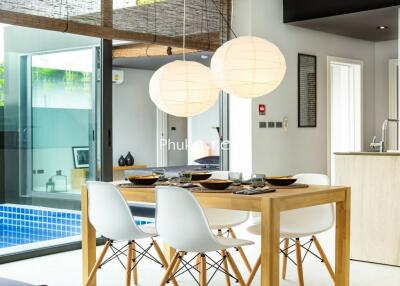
282;238;289;280
195;255;201;271
221;250;231;286
152;239;179;286
246;255;261;286
85;241;111;286
312;235;335;281
217;230;231;286
200;254;207;286
160;252;180;286
295;238;305;286
228;228;252;272
126;242;133;286
226;251;246;286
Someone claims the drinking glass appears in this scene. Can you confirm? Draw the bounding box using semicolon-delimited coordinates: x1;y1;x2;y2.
229;172;243;185
178;171;192;184
251;173;265;188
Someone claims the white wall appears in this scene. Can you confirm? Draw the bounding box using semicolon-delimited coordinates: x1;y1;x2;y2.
232;0;377;176
112;68;157;167
374;40;397;136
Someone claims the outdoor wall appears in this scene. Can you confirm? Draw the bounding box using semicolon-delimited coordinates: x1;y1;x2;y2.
232;0;377;176
112;68;157;167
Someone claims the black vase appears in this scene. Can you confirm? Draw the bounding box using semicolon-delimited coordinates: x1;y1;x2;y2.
125;152;134;166
118;155;126;166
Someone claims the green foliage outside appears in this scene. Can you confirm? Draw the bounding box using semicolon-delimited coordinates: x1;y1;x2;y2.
32;67;92;95
0;65;91;108
0;63;4;107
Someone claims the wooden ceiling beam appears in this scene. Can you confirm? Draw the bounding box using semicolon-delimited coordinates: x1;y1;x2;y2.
112;43;201;58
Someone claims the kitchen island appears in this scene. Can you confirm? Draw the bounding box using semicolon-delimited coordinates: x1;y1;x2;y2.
335;152;400;266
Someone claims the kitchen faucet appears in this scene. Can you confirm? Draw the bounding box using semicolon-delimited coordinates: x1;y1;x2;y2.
370;118;400;152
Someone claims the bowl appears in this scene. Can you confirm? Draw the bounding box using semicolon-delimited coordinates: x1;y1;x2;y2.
190;172;212;181
265;176;297;186
128;175;159;185
199;179;233;190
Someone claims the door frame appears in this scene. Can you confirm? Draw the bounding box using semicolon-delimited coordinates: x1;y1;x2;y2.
326;56;364;179
388;59;399;149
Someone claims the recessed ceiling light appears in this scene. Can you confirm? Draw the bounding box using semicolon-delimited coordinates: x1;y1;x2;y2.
377;26;389;30
201;55;209;59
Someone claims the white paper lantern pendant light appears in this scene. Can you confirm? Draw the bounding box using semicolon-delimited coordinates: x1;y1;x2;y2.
210;0;286;99
149;0;219;117
211;36;286;98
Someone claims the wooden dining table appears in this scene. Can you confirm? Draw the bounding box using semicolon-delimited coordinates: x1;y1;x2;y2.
81;183;350;286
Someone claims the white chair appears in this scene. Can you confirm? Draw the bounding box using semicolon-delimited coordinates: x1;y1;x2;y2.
246;174;335;286
203;171;252;279
155;186;254;286
85;182;175;286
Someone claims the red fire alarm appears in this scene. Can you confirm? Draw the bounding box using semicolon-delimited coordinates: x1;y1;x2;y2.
258;104;266;115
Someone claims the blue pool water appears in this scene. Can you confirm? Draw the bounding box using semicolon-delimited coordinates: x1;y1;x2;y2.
0;204;152;249
0;204;82;248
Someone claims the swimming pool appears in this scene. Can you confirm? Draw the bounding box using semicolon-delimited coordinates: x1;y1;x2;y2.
0;204;153;250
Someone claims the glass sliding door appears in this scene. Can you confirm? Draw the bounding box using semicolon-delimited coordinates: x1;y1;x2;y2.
1;24;102;257
28;48;98;197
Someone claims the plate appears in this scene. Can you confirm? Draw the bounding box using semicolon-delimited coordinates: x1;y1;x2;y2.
191;172;212;181
127;175;159;185
199;179;233;190
265;176;297;186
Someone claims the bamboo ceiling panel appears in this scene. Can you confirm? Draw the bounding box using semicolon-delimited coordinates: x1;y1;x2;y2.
0;0;230;50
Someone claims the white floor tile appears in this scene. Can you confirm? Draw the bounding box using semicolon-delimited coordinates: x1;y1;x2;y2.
0;223;399;286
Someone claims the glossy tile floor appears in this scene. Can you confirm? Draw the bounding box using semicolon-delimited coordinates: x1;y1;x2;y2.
0;221;399;286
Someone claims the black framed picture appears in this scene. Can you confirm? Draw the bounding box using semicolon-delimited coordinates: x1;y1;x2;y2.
72;146;89;169
298;53;317;127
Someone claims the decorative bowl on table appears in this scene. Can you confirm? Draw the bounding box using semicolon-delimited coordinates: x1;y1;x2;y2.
190;172;212;181
127;175;159;185
265;176;297;186
199;179;233;190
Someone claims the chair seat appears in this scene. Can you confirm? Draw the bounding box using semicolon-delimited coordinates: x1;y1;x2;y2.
215;236;254;249
246;223;328;239
139;223;157;236
209;221;245;230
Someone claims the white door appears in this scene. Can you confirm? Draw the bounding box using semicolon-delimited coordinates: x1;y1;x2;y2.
328;57;363;182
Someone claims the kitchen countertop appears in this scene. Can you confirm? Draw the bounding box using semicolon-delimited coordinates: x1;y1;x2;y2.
334;151;400;156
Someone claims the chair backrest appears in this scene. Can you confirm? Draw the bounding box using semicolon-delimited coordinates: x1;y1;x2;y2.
280;173;334;234
155;186;220;252
206;171;249;228
87;181;145;241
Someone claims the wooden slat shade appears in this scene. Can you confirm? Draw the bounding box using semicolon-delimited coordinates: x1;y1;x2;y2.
0;0;230;50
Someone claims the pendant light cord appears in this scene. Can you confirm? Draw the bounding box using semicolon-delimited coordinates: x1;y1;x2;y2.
209;0;237;38
183;0;186;61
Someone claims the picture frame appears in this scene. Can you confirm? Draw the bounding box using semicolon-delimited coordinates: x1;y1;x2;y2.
298;53;317;127
72;146;89;169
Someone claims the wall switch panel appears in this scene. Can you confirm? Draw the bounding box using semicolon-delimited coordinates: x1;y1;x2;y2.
259;121;267;128
283;117;289;131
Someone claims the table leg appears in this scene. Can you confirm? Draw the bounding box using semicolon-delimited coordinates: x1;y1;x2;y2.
82;186;97;286
261;198;280;286
335;188;351;286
